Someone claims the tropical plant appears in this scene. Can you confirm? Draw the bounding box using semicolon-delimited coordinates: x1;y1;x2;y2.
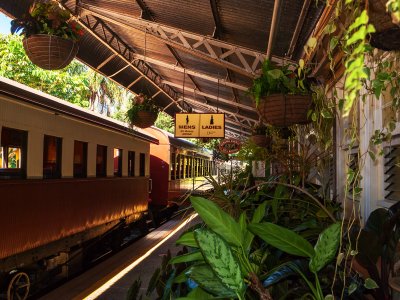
10;0;84;41
249;59;312;106
165;196;341;300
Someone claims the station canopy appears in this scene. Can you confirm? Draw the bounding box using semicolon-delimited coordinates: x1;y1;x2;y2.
0;0;326;138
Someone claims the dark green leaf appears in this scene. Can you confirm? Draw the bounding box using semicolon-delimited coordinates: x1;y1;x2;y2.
252;201;267;223
364;278;379;289
309;223;341;273
194;228;245;294
186;264;236;297
191;196;243;246
176;231;198;248
176;287;215;300
169;251;204;264
249;223;315;257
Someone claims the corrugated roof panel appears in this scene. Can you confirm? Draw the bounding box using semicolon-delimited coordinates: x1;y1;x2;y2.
144;0;215;36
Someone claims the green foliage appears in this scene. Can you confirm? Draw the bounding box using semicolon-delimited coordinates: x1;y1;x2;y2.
309;223;341;273
0;34;131;117
186;264;236;297
0;34;90;106
194;228;245;296
11;0;84;41
190;196;243;246
248;222;315;258
175;231;198;248
387;0;400;24
343;9;375;113
154;112;175;133
249;59;312;106
169;251;204;264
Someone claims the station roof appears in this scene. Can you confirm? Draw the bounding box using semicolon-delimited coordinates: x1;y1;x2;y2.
0;0;326;138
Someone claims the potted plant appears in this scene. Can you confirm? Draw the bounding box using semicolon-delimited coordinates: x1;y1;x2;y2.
127;93;160;128
250;123;271;147
10;0;84;70
249;59;313;127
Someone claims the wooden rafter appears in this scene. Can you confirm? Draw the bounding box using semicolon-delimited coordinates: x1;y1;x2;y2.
78;3;290;77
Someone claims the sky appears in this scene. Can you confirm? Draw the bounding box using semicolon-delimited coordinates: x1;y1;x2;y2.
0;13;11;35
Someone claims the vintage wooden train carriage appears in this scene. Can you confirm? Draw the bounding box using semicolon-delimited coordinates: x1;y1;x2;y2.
145;127;216;207
0;77;158;295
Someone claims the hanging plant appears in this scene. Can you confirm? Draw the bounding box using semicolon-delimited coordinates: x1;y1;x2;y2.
126;93;161;128
10;0;84;70
250;123;272;148
249;59;315;127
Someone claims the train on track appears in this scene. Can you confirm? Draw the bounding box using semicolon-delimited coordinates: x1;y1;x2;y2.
0;77;215;300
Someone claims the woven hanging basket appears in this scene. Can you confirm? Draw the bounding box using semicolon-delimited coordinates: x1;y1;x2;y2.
131;110;158;128
251;135;271;148
23;34;79;70
369;0;400;51
257;94;312;127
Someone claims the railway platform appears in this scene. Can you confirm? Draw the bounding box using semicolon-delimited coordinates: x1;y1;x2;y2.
39;214;198;300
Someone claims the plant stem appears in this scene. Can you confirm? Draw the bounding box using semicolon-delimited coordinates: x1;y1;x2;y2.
241;181;336;222
249;272;273;300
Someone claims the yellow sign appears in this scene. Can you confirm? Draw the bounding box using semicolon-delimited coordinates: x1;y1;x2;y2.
175;113;225;138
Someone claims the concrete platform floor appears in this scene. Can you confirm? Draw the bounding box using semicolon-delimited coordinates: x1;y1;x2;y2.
39;213;198;300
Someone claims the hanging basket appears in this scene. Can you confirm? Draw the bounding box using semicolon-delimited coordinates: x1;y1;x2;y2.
23;34;79;70
130;110;158;128
257;94;312;127
369;0;400;51
251;135;271;148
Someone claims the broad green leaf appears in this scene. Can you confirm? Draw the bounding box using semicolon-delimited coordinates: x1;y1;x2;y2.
364;278;379;289
309;223;341;273
169;251;204;264
252;201;267;223
249;222;315;257
325;295;334;300
194;228;245;294
186;264;236;297
243;202;267;252
191;196;243;246
176;287;215;300
176;231;198;248
239;212;247;234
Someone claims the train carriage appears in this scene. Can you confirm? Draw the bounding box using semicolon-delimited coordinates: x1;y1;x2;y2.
0;77;157;298
146;127;216;208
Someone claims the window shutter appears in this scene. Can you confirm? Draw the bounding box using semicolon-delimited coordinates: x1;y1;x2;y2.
384;146;400;201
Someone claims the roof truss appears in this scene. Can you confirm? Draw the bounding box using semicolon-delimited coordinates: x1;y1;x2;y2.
78;3;291;77
76;14;191;113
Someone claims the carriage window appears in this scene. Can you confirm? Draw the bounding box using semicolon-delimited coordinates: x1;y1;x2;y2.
43;135;62;179
139;153;145;176
0;127;27;179
114;148;123;177
128;151;135;177
96;145;107;177
74;141;87;178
